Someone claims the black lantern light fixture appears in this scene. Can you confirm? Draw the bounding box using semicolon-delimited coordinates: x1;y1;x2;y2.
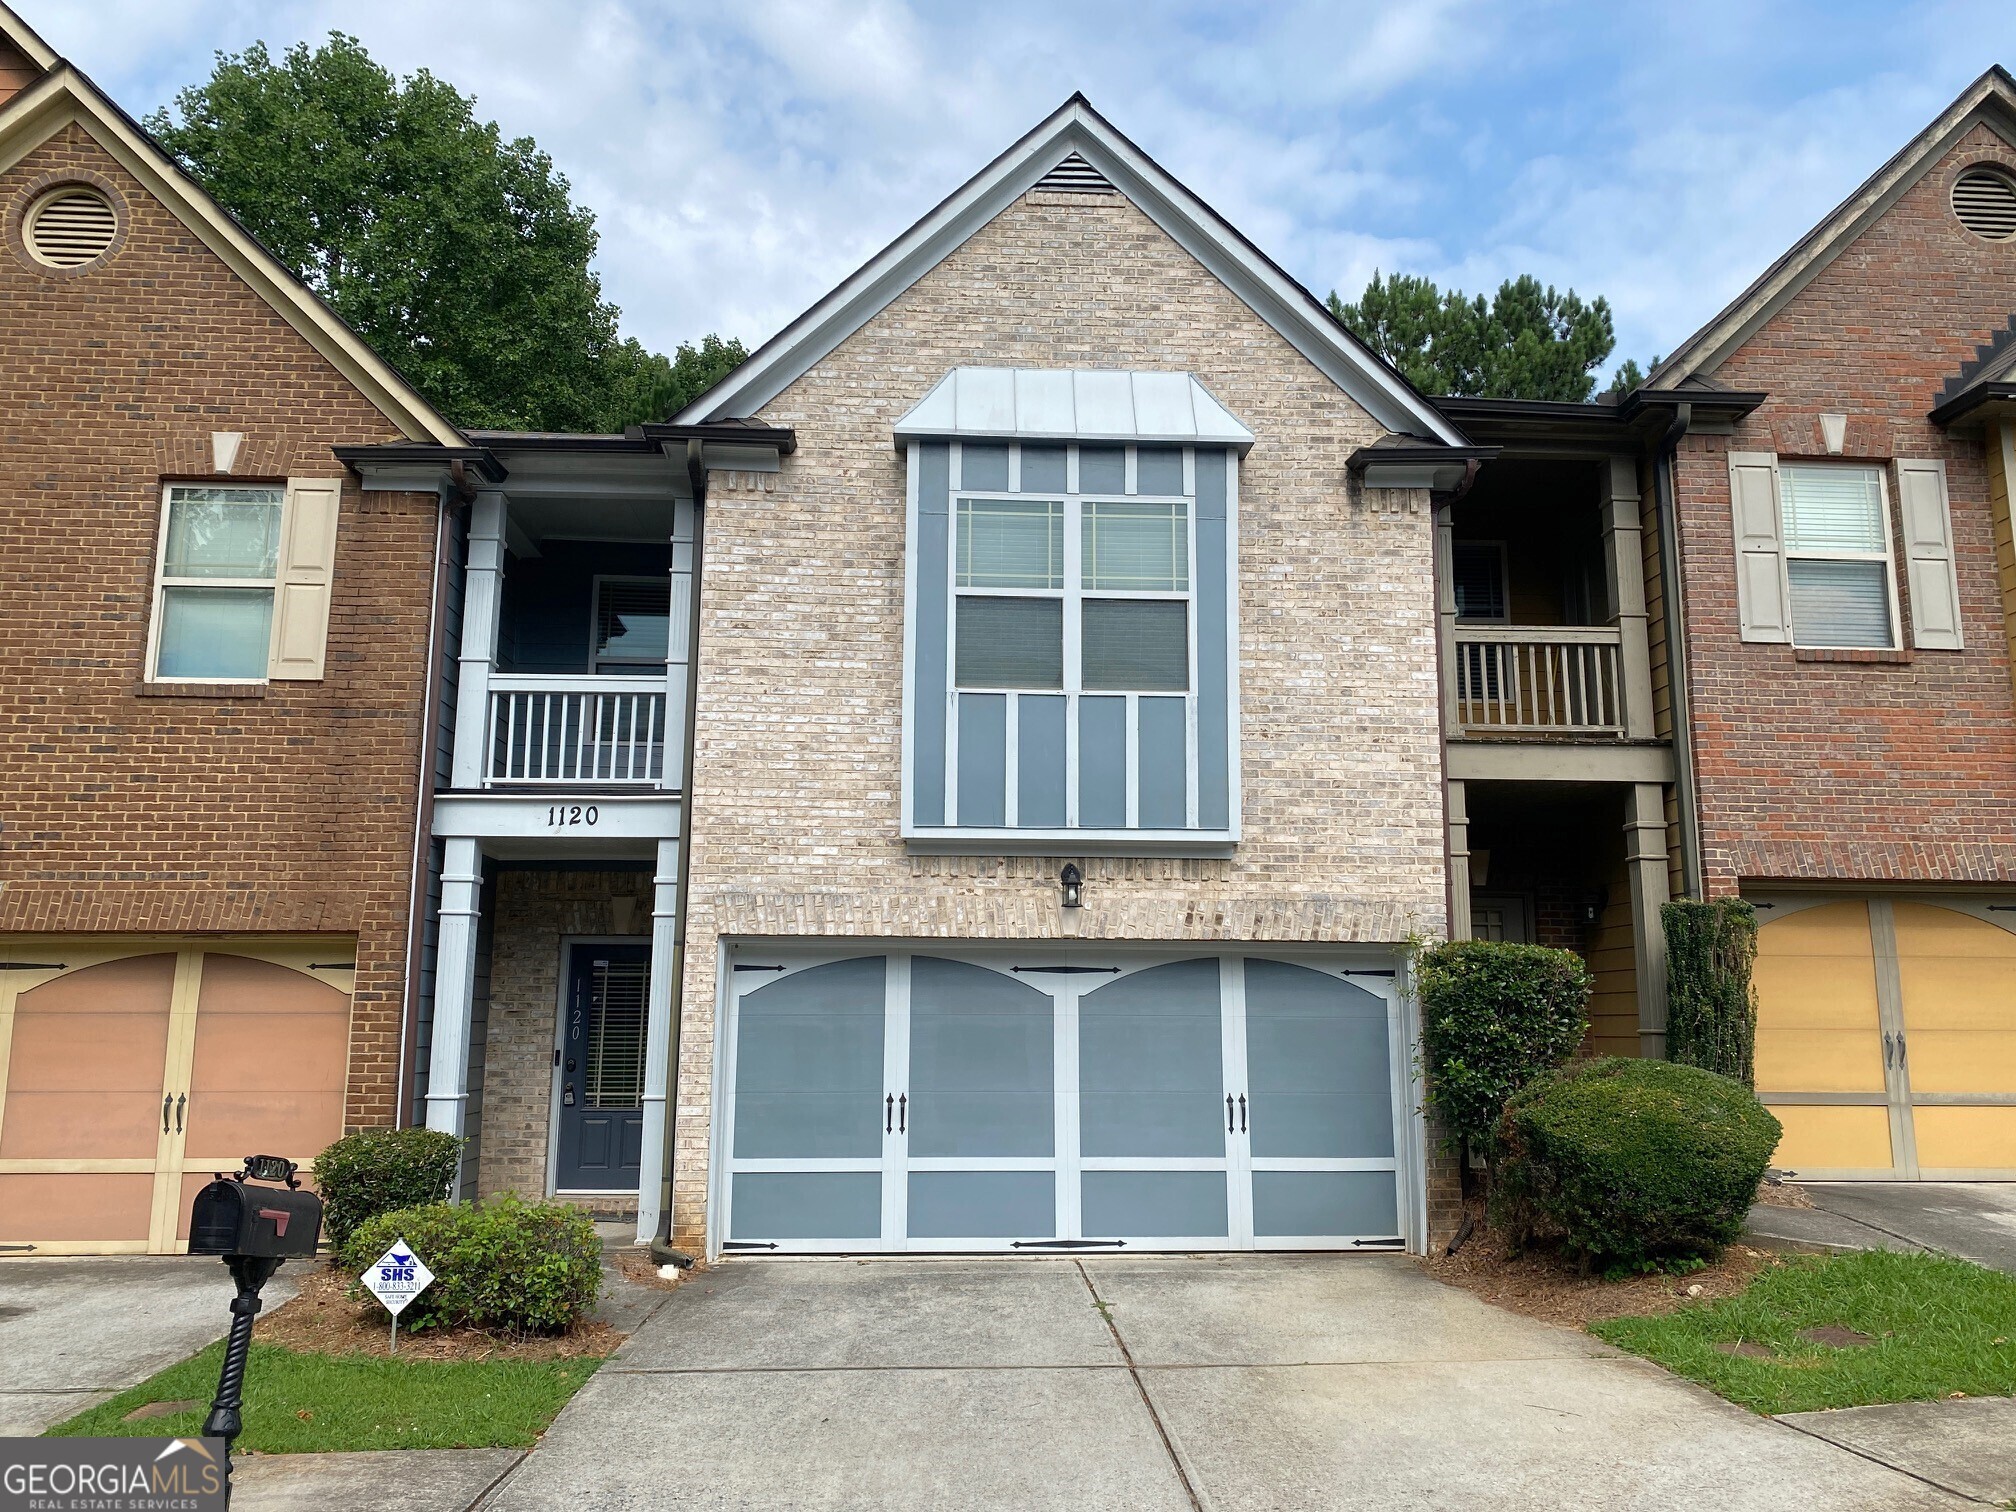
1059;862;1084;909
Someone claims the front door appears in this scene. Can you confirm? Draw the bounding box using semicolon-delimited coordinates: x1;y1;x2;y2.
555;944;650;1191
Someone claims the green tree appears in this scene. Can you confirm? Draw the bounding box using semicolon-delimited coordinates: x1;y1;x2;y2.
1602;356;1661;399
147;34;738;432
599;334;750;430
1328;271;1618;402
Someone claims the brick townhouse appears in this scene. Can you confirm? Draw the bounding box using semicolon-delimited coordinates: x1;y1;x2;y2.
1650;68;2016;1181
0;7;461;1254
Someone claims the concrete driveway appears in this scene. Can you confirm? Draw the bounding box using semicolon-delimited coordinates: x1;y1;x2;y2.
1749;1183;2016;1272
0;1256;297;1434
481;1255;1971;1511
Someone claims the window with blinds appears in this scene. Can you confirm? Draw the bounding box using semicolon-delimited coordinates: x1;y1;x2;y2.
585;958;649;1109
1452;541;1508;621
1779;464;1897;649
593;577;672;672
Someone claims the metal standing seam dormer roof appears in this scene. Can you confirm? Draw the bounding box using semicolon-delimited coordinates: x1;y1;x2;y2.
673;93;1467;448
0;2;463;446
1653;64;2016;387
894;368;1255;452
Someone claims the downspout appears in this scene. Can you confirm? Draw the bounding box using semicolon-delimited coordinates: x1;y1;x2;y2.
396;477;455;1127
651;439;709;1255
1651;403;1703;899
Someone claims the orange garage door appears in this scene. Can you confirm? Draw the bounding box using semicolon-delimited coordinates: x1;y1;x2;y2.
0;944;353;1255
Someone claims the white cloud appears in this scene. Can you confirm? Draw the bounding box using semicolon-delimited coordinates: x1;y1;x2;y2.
23;0;2016;383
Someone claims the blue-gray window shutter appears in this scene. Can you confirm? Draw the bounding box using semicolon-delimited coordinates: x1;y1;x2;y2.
913;443;951;825
1195;449;1231;830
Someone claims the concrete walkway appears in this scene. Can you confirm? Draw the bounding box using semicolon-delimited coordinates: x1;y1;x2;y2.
478;1255;1976;1511
1749;1183;2016;1272
0;1255;298;1434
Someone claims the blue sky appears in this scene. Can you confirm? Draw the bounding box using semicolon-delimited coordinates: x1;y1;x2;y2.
26;1;2016;385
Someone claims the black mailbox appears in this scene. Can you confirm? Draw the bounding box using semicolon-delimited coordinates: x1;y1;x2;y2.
189;1162;323;1259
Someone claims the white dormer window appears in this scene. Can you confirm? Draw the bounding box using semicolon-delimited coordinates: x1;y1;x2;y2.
898;368;1248;854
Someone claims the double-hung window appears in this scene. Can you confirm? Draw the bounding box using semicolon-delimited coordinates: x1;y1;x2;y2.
1779;464;1899;649
592;576;674;674
147;478;344;682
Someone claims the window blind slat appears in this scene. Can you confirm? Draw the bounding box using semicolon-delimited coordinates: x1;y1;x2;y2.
1786;560;1894;647
956;597;1063;688
1780;466;1886;553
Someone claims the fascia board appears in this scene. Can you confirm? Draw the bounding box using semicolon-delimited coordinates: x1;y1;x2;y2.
0;4;57;70
1657;83;2016;385
0;69;464;446
679;99;1463;446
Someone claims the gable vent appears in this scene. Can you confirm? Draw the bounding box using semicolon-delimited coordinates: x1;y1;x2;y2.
1953;167;2016;242
24;187;118;267
1034;152;1117;195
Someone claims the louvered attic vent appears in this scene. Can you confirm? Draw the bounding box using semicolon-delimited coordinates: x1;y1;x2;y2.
1953;167;2016;242
24;187;118;267
1034;152;1117;195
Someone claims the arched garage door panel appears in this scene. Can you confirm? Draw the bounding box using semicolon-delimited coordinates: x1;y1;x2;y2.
1893;903;2016;1176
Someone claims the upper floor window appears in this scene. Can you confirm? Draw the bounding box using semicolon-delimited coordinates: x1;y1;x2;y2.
1778;464;1898;649
147;478;343;682
898;367;1250;851
592;576;674;674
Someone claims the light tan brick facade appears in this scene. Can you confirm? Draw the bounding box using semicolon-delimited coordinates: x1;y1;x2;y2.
672;188;1456;1249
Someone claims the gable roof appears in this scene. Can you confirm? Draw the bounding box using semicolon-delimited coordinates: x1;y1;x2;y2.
674;94;1466;445
0;4;462;445
1655;66;2016;386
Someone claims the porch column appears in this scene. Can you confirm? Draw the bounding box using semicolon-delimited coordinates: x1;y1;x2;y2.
449;490;506;789
635;837;681;1244
1435;504;1460;732
1625;782;1671;1057
663;500;695;792
1446;778;1472;942
1602;456;1656;741
425;837;484;1151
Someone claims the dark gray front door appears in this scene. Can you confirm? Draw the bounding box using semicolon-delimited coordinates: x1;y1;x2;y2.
555;943;649;1191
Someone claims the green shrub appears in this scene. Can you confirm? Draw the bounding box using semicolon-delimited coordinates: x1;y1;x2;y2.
1500;1057;1781;1268
313;1128;463;1249
1664;898;1760;1085
340;1196;601;1335
1416;939;1591;1169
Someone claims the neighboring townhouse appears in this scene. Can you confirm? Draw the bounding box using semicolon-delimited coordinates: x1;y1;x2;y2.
0;8;461;1255
1651;68;2016;1182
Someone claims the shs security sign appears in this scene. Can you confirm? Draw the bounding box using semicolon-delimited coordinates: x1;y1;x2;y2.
363;1240;434;1317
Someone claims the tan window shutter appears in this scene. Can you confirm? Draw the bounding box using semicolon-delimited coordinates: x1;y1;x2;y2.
269;477;343;679
1728;451;1789;642
1895;458;1962;650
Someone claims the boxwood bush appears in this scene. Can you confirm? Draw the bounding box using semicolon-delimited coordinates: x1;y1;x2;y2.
313;1128;462;1249
1417;939;1591;1172
340;1195;601;1335
1499;1057;1781;1269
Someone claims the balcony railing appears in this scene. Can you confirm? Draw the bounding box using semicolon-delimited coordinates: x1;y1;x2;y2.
1452;626;1625;736
487;675;668;785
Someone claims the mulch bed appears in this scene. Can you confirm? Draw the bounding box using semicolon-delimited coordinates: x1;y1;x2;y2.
255;1263;624;1362
1421;1190;1795;1330
613;1247;694;1292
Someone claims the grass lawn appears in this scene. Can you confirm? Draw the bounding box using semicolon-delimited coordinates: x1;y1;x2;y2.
46;1341;600;1453
1592;1249;2016;1414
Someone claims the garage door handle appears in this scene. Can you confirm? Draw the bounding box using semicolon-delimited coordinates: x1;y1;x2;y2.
1882;1032;1892;1068
1227;1094;1235;1133
1238;1094;1247;1133
163;1094;172;1134
898;1094;906;1134
1896;1035;1906;1068
886;1094;894;1133
175;1094;185;1133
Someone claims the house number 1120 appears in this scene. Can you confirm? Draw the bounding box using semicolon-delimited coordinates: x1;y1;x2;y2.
546;804;599;828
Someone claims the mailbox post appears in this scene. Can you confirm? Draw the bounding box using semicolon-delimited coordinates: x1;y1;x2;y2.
188;1155;323;1507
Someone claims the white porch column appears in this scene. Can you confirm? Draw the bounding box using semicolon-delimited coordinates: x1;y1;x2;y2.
635;837;681;1243
1446;778;1472;941
663;499;695;792
450;490;506;789
425;837;484;1153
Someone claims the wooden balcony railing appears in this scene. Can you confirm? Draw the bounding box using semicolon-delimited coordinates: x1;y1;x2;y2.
487;675;668;784
1451;626;1626;736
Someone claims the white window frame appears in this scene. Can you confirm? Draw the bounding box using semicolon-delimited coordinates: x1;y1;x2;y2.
1779;462;1903;651
144;481;285;684
589;574;675;674
945;442;1202;836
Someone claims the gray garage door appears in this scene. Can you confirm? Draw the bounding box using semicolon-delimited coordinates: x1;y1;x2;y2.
718;949;1410;1253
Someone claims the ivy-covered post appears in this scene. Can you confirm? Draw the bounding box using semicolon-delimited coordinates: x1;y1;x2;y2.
1662;898;1760;1086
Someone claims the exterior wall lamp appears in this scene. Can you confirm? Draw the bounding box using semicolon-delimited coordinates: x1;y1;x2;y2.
1059;863;1084;909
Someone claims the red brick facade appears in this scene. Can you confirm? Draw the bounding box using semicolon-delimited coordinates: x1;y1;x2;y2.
1674;122;2016;892
0;122;440;1126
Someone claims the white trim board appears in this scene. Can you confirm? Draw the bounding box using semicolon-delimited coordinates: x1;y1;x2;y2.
673;95;1463;446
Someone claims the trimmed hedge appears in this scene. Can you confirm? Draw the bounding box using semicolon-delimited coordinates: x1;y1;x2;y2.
1664;899;1759;1086
1417;939;1591;1166
1500;1057;1780;1268
313;1128;462;1249
340;1196;601;1335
